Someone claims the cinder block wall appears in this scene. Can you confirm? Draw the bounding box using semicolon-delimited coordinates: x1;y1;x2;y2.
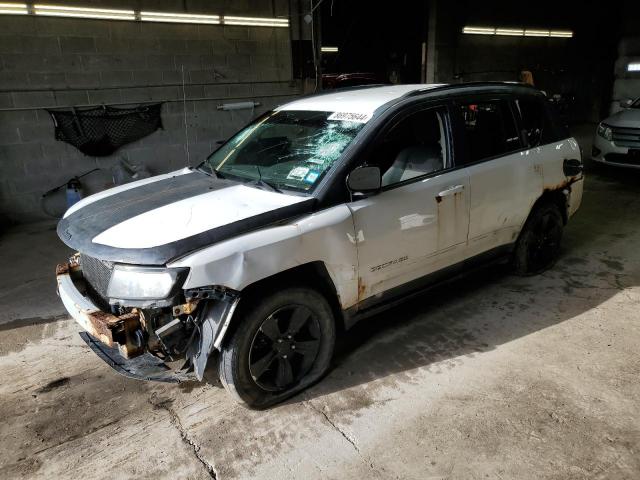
0;0;300;224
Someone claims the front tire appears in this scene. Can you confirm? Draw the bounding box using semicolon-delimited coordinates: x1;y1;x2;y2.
513;202;564;275
218;286;336;409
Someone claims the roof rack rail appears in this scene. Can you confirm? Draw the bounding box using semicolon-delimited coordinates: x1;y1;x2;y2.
402;81;539;99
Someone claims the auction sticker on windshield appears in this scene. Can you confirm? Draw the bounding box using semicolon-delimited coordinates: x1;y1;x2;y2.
327;112;372;123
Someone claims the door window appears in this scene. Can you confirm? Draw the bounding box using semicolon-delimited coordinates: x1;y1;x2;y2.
370;109;447;187
458;101;521;163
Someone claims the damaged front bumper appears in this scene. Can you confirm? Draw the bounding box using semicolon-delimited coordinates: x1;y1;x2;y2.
79;332;190;383
56;258;239;383
56;261;145;359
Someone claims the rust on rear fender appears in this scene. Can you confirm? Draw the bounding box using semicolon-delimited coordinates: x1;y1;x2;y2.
543;174;583;193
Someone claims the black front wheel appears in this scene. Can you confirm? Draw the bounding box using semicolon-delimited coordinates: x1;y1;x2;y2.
513;202;564;275
218;286;336;409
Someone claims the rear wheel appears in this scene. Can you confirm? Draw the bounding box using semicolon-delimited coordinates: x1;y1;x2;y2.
513;202;564;275
218;286;335;409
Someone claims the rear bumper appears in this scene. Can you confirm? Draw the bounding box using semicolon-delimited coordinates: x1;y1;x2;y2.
56;261;143;358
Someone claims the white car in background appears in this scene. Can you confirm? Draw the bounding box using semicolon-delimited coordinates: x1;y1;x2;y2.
55;82;584;408
592;97;640;167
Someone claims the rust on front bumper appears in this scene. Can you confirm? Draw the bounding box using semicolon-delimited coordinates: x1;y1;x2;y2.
82;310;143;359
56;260;144;358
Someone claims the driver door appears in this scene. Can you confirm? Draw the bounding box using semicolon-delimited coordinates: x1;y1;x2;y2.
348;105;470;308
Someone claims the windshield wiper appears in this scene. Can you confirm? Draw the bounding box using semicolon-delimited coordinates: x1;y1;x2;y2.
248;165;282;193
248;177;282;193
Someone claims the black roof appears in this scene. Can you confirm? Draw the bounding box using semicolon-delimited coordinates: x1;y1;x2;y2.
403;81;542;99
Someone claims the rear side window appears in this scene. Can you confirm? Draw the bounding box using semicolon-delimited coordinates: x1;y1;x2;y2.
516;97;556;147
458;100;521;164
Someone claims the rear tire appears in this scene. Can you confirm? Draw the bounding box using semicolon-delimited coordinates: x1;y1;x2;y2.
218;286;335;409
513;202;564;276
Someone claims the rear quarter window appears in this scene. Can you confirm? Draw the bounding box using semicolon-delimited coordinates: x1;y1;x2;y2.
517;96;569;145
457;100;522;164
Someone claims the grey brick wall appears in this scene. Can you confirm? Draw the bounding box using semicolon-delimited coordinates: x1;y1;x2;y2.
0;0;301;224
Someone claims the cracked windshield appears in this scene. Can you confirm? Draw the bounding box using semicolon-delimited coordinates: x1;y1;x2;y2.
202;110;367;192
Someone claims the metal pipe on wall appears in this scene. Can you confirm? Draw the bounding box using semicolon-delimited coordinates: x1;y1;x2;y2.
0;92;301;112
0;80;295;94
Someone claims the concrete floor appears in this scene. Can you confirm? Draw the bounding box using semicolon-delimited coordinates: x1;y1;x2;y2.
1;126;639;479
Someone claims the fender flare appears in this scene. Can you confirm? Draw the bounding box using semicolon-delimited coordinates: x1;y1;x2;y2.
186;290;240;380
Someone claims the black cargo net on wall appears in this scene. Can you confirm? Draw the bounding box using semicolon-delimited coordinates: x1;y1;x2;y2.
48;104;163;157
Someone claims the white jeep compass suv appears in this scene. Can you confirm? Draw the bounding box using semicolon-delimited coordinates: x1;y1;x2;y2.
56;83;584;408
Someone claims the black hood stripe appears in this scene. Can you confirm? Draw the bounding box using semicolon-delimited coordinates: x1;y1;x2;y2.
63;171;231;226
57;171;316;265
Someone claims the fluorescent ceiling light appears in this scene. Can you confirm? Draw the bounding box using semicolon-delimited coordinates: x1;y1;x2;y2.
628;63;640;72
463;26;495;35
140;11;220;24
34;4;135;20
549;30;573;38
464;25;573;38
496;28;524;36
0;2;28;14
524;29;550;37
321;46;338;53
223;16;288;27
14;5;291;27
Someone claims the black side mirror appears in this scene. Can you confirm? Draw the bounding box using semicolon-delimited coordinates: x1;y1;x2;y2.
347;166;381;193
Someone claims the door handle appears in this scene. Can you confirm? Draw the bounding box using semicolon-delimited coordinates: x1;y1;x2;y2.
437;184;464;197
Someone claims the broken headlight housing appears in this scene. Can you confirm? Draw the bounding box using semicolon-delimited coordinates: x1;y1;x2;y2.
107;265;188;301
597;123;612;141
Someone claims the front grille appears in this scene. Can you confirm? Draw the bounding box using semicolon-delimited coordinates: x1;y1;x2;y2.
611;126;640;148
80;254;114;300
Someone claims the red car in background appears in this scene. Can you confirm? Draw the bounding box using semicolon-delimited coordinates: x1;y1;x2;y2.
321;72;384;89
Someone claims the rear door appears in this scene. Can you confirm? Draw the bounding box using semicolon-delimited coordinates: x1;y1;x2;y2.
348;104;470;305
453;97;541;258
515;95;581;189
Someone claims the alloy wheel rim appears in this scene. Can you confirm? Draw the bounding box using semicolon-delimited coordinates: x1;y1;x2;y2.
249;304;321;392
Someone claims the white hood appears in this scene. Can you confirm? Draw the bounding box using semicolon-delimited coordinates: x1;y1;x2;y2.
93;184;307;249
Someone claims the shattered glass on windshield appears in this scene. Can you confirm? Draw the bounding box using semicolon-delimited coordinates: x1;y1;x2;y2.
202;110;367;192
